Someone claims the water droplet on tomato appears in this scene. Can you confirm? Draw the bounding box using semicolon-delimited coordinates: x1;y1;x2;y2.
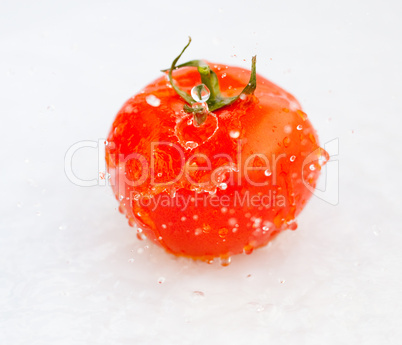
243;244;254;255
309;164;316;171
202;224;211;233
145;94;161;107
264;169;272;176
191;84;210;102
287;221;298;230
297;124;303;130
128;218;135;227
218;227;229;238
229;129;240;138
228;218;237;227
137;228;146;240
195;228;203;235
297;109;308;121
219;255;231;266
290;155;296;162
221;73;227;78
219;183;228;190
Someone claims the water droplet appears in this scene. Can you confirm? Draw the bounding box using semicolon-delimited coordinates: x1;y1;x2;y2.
219;183;228;190
128;218;136;227
218;227;229;238
193;214;198;220
145;94;161;107
309;164;316;171
158;277;165;284
287;221;298;231
191;84;210;102
161;224;167;229
239;93;247;100
219;255;231;266
297;124;303;130
297;109;308;121
181;216;186;222
195;228;203;235
318;148;330;166
228;218;237;227
137;228;146;241
247;302;265;312
229;129;240;138
290;155;296;162
283;137;291;148
192;291;205;300
157;172;162;177
184;141;199;150
243;244;254;255
203;224;211;233
221;73;227;78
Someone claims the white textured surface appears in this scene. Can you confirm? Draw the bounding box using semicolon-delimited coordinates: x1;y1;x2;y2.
1;0;402;344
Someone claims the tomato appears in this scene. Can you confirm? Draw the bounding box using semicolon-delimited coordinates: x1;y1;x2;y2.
106;39;328;264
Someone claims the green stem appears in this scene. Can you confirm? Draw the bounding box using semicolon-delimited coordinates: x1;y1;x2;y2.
163;38;257;123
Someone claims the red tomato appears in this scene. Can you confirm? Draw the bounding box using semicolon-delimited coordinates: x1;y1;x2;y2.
106;39;328;264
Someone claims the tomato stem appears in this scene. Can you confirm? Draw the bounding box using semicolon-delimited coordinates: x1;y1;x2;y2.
163;38;257;125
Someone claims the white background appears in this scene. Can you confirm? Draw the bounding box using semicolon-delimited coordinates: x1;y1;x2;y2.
1;0;402;344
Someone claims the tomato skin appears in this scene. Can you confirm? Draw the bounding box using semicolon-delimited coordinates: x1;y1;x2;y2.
106;63;326;261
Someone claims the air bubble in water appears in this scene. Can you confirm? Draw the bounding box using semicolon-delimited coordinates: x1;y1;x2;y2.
191;84;210;102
